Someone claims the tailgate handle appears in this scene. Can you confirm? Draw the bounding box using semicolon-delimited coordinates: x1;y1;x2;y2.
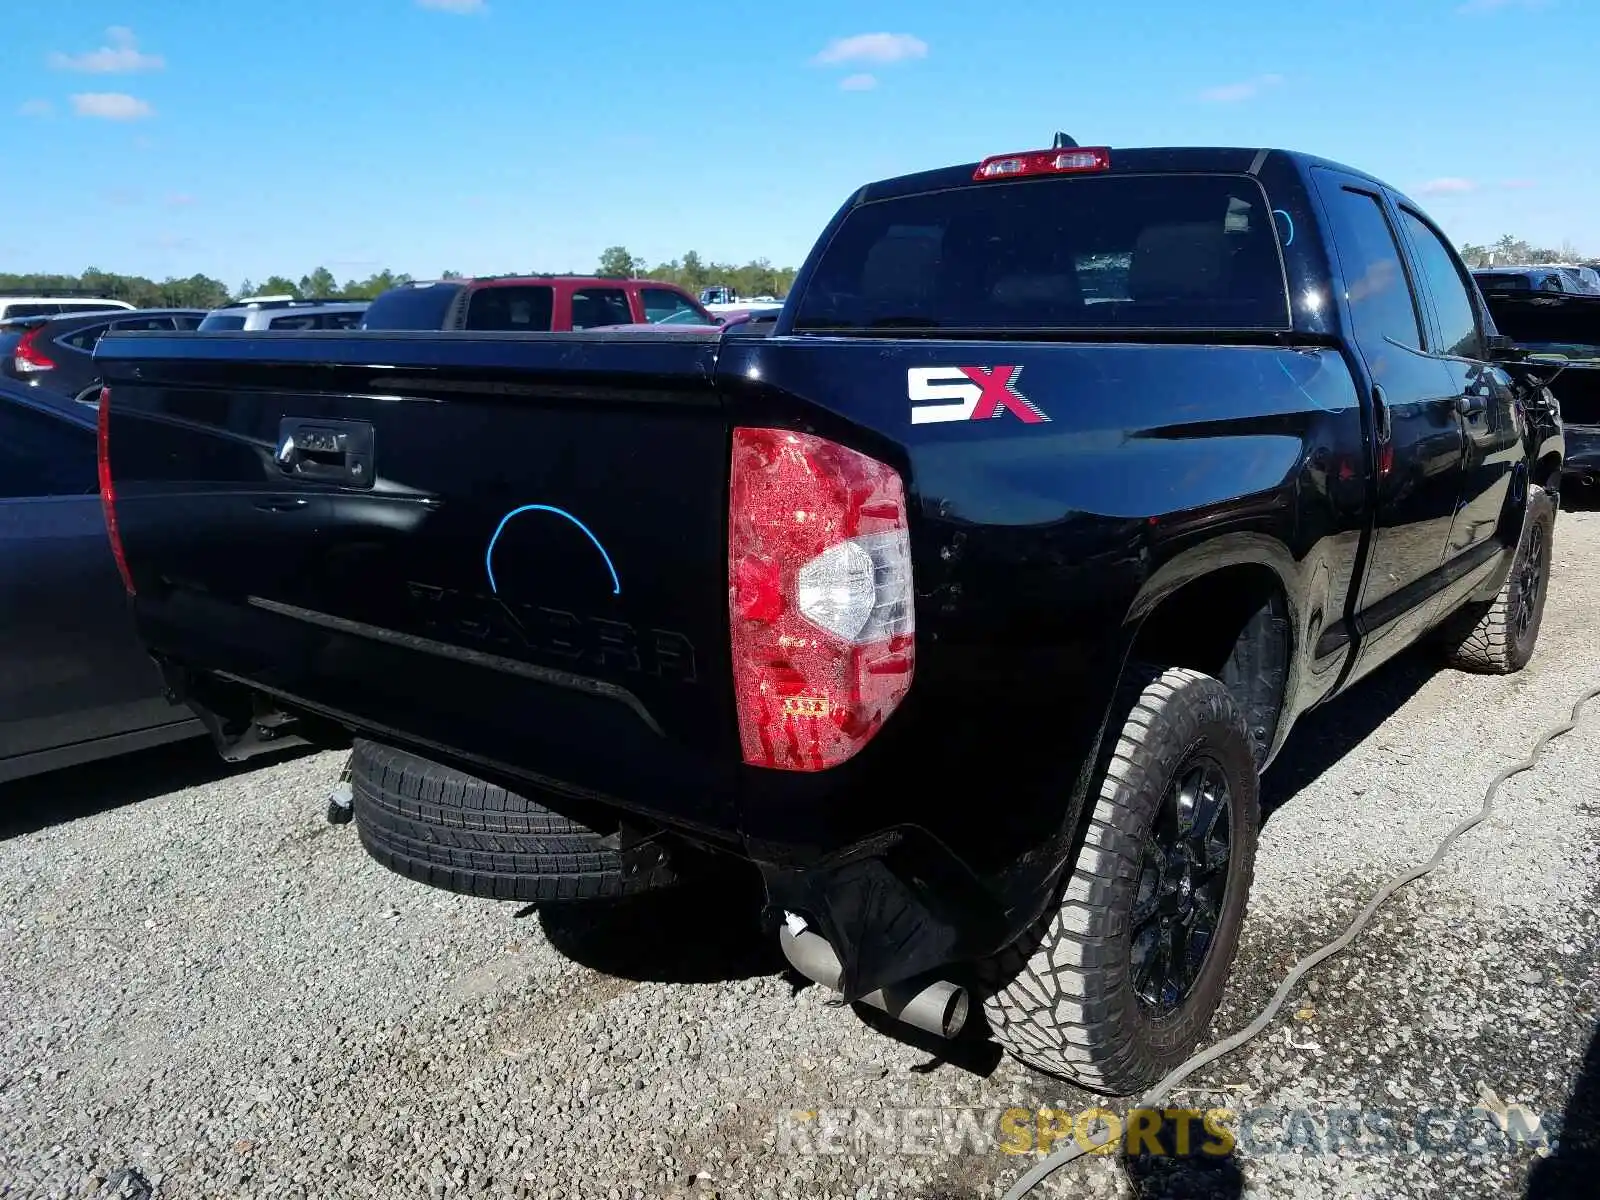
275;418;374;488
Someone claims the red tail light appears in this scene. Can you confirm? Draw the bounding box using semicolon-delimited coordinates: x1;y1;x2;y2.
13;326;56;373
96;386;136;596
728;427;914;771
973;146;1111;181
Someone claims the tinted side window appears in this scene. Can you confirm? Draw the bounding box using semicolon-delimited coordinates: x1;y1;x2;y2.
570;288;633;330
269;314;319;330
60;323;112;351
319;310;365;329
112;316;177;332
198;313;247;331
464;286;554;331
3;304;60;318
1322;186;1422;351
1398;209;1480;358
172;315;203;329
0;403;97;498
641;288;701;323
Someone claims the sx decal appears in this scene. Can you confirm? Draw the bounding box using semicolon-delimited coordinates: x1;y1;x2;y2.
907;365;1050;426
485;504;621;597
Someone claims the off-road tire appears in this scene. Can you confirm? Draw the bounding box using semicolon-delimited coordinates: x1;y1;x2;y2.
1438;484;1555;675
979;666;1260;1095
349;739;673;902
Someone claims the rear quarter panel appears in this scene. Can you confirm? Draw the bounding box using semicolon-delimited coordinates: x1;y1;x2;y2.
719;335;1367;911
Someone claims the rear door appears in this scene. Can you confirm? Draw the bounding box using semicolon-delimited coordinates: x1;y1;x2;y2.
1311;169;1466;681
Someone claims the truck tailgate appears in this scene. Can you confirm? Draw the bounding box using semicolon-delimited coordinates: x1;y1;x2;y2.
95;331;739;830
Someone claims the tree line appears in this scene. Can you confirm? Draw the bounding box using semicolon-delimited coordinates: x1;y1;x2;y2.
595;248;798;298
0;250;800;312
1458;236;1589;269
6;234;1586;313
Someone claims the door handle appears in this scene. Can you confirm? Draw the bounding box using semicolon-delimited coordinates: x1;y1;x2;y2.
1373;384;1392;444
274;418;374;487
1456;391;1488;417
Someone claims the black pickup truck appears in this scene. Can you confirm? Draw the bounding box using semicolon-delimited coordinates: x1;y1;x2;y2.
94;143;1574;1095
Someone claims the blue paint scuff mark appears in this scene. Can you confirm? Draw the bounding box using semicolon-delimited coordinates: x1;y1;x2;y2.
486;504;621;596
1273;209;1295;247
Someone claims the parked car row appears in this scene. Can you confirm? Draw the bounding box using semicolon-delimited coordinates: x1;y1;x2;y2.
1473;263;1600;295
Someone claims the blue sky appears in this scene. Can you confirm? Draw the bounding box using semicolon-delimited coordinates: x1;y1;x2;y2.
5;0;1597;286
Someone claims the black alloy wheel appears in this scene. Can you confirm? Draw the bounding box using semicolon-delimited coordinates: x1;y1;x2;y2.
1131;755;1233;1016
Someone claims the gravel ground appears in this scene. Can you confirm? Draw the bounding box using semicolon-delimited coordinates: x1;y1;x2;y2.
3;508;1599;1200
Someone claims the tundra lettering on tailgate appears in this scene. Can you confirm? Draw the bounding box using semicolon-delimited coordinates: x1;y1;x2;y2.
908;365;1050;426
404;582;697;683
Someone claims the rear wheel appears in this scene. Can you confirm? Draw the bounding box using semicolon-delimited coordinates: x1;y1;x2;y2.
1438;484;1555;675
980;666;1260;1095
349;739;675;902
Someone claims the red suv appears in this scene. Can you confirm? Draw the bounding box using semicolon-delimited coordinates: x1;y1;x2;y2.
359;275;715;332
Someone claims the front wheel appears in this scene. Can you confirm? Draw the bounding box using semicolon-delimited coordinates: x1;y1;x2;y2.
979;666;1261;1095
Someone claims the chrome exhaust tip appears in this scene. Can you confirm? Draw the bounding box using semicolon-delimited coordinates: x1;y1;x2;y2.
779;917;969;1040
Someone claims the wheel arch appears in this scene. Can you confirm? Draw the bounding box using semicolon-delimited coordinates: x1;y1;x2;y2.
1120;535;1300;769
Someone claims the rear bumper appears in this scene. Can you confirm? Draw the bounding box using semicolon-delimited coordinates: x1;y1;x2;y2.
1564;424;1600;476
140;588;1106;1001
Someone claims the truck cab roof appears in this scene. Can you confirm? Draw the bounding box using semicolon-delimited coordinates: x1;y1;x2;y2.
854;145;1404;204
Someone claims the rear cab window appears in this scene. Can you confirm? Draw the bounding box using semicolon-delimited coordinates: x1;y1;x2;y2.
1474;273;1530;293
792;173;1290;332
463;286;554;332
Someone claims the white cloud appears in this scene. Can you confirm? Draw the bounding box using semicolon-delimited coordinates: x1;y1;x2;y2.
1198;73;1284;102
1416;177;1478;195
18;99;53;117
813;33;927;66
839;73;878;91
417;0;486;11
49;27;164;73
70;93;155;120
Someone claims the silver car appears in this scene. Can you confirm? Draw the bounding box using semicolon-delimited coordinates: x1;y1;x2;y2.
198;296;369;331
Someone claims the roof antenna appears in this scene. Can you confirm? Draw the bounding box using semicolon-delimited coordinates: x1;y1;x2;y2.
1051;131;1078;149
